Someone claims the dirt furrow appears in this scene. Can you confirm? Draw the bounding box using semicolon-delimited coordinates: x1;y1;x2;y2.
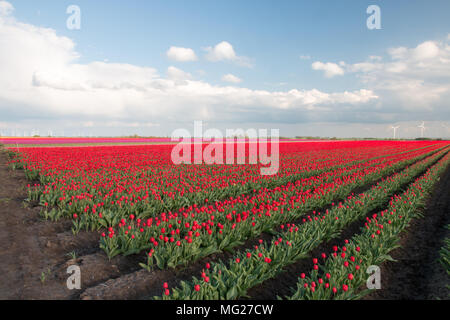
0;150;102;299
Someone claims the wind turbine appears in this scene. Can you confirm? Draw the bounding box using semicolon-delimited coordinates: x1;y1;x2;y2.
418;121;426;138
390;125;400;139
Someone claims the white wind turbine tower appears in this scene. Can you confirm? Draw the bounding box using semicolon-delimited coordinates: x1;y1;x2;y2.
418;121;426;138
390;125;400;139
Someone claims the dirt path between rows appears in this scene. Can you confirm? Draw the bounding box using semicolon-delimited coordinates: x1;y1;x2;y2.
0;150;58;298
0;150;101;299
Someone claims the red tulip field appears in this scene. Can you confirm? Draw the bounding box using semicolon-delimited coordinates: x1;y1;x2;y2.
0;140;449;300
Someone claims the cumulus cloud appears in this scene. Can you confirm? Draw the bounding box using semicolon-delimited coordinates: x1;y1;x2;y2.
369;55;382;61
311;37;450;119
166;46;197;62
0;0;13;16
311;61;345;78
32;62;159;91
166;66;192;85
411;41;440;60
205;41;236;61
347;62;382;73
221;73;242;83
167;66;192;79
388;41;440;62
349;39;450;111
204;41;252;67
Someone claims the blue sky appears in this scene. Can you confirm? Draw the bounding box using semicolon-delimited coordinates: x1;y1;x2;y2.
1;0;450;138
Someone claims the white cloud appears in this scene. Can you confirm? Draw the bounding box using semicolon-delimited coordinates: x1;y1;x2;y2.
0;1;13;16
32;62;159;91
166;66;192;85
308;37;450;117
412;41;440;60
384;62;407;73
346;38;450;111
369;55;382;61
388;47;408;60
348;62;381;73
167;66;192;80
205;41;235;61
204;41;252;67
311;61;345;78
221;73;242;83
166;46;197;62
299;55;311;60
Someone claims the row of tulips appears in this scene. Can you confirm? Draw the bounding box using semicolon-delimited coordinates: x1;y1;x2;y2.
10;142;436;231
71;143;440;234
57;145;422;231
153;147;449;299
101;145;445;262
18;141;402;194
27;143;436;230
284;151;450;299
